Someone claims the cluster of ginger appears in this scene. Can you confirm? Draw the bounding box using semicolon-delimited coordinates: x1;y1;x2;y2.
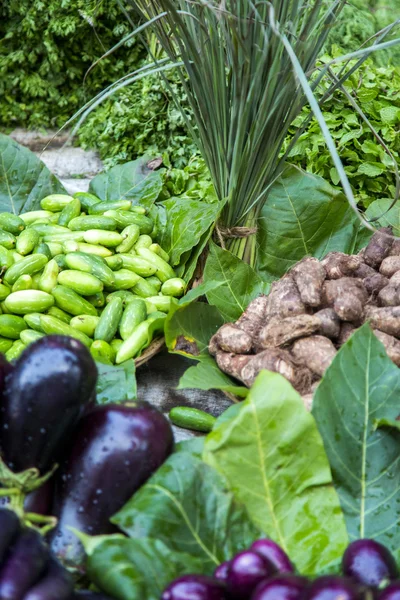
209;227;400;406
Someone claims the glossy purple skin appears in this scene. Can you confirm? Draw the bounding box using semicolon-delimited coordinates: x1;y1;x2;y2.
24;479;54;515
379;582;400;600
162;575;227;600
0;509;20;563
342;540;398;587
23;556;73;600
251;574;308;600
251;539;294;573
0;336;97;473
0;354;12;394
49;402;174;565
0;527;49;600
304;575;365;600
227;550;277;599
214;561;231;584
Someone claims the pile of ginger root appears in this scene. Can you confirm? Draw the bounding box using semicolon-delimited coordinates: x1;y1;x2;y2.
209;227;400;408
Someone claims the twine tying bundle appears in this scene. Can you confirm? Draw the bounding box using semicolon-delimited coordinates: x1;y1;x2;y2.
215;224;257;249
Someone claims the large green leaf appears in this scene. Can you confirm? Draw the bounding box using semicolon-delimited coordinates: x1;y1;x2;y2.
312;325;400;560
165;302;224;358
84;536;203;600
365;198;400;235
0;133;66;214
203;371;348;575
96;360;136;404
204;242;270;322
256;164;370;279
112;446;261;573
178;355;248;398
89;156;163;208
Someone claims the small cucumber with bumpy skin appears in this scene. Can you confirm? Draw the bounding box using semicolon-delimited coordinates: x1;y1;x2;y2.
33;242;53;260
131;205;146;214
30;223;71;236
146;276;162;292
74;242;113;257
131;277;159;298
0;285;10;301
145;295;173;312
5;290;54;314
44;231;85;243
58;270;103;295
54;254;68;270
11;251;24;263
90;340;115;365
0;315;27;339
135;247;175;282
16;228;40;255
39;259;59;293
115;312;165;364
106;290;135;305
20;210;54;224
110;338;123;354
0;213;25;235
40;315;92;347
94;297;123;343
45;242;63;257
89;200;131;214
104;255;123;271
23;313;44;332
52;285;98;317
58;197;81;227
5;340;27;362
119;298;147;340
20;329;45;345
169;406;216;433
0;247;13;269
87;292;105;308
161;278;186;297
0;302;9;314
104;210;153;233
0;231;16;250
40;194;74;212
12;275;33;292
73;191;101;212
149;243;170;263
119;254;157;277
115;224;140;254
83;229;123;247
70;315;100;337
69;215;117;231
65;252;115;287
107;269;141;291
0;338;13;353
134;234;153;250
4;254;48;285
47;306;71;324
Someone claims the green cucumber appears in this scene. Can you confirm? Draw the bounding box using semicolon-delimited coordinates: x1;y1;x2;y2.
65;252;115;287
119;298;147;340
33;242;53;260
5;290;54;314
54;254;68;270
47;306;71;324
68;215;117;231
0;338;14;353
135;247;175;282
89;200;131;214
0;284;10;301
119;254;157;277
70;315;100;337
11;252;24;263
94;297;123;343
0;231;17;250
73;191;101;212
115;313;165;364
52;285;98;317
146;276;162;292
0;213;25;235
87;292;105;308
104;255;123;271
44;232;86;243
83;229;123;247
6;340;27;362
40;315;92;347
149;243;170;263
58;197;81;227
0;247;13;269
169;406;216;433
134;234;153;249
4;254;48;285
104;210;153;234
0;302;10;314
74;242;113;257
45;242;63;257
16;228;40;255
110;338;123;354
106;290;135;305
131;277;159;298
39;259;59;293
90;340;115;365
106;269;141;291
0;315;27;339
40;194;74;212
115;224;140;253
131;205;146;214
20;329;45;345
23;313;44;332
145;295;173;312
12;275;33;292
161;278;186;297
30;223;71;236
20;210;54;225
58;270;103;296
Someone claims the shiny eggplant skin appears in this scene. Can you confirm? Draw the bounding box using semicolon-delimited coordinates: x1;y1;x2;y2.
23;556;73;600
214;561;231;584
342;540;398;588
50;402;173;565
0;508;20;563
0;354;12;399
251;574;308;600
251;539;294;573
304;575;366;600
379;582;400;600
226;550;277;599
0;527;49;600
162;575;227;600
0;335;97;473
24;479;54;516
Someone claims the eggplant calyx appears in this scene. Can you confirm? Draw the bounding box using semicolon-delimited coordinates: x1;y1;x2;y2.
0;455;58;494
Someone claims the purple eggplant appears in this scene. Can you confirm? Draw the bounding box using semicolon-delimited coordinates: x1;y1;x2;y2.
251;574;308;600
304;575;366;600
0;336;97;474
0;508;20;563
214;561;231;584
251;539;294;573
23;479;54;516
0;527;49;600
162;575;227;600
380;582;400;600
23;556;73;600
49;402;173;565
226;550;277;599
342;540;398;588
0;354;12;396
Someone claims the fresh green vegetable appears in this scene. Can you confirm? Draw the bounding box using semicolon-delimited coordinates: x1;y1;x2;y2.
4;255;48;285
0;315;27;339
38;259;59;293
65;252;115;287
90;340;115;365
169;407;216;433
47;306;71;324
0;213;25;236
20;329;44;345
40;194;74;212
5;340;26;361
0;231;17;250
52;285;98;317
161;278;186;298
94;297;123;343
69;216;117;232
40;315;92;347
12;274;33;292
119;299;147;340
83;229;123;247
70;315;100;338
33;242;53;260
116;224;140;254
119;255;157;277
89;200;132;214
4;290;54;314
58;270;103;296
57;197;81;227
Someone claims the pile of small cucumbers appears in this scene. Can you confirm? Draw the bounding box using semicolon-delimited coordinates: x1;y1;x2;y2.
0;193;185;364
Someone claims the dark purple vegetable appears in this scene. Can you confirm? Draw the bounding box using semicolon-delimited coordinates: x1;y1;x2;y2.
0;355;12;398
251;574;308;600
214;561;231;584
226;550;277;599
342;540;398;588
162;575;227;600
0;508;20;563
304;575;365;600
69;592;115;599
24;480;54;516
0;527;49;600
23;556;73;600
49;402;173;565
0;336;97;474
251;539;294;573
379;582;400;600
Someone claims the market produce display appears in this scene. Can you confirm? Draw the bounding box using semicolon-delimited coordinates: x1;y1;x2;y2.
209;227;400;401
0;194;185;365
